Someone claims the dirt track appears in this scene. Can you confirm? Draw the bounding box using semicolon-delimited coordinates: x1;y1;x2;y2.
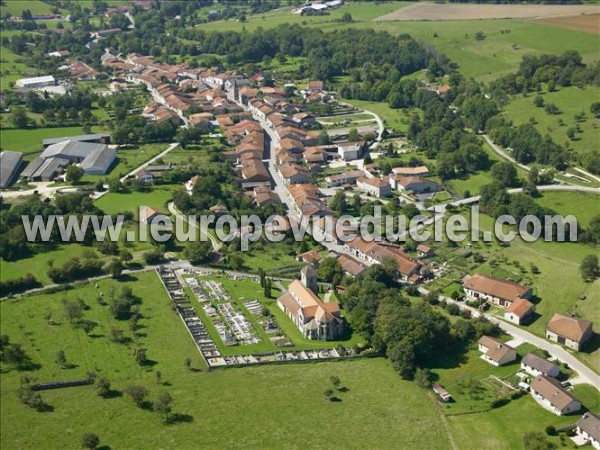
534;12;600;35
375;3;600;21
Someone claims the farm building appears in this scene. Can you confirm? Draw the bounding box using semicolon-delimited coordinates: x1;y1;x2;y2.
42;133;111;147
15;75;55;88
0;151;23;189
545;314;593;351
462;274;532;307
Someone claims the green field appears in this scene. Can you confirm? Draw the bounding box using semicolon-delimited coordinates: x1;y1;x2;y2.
0;245;102;286
503;85;600;160
201;4;599;81
94;184;177;216
0;126;107;156
1;0;58;16
0;271;452;450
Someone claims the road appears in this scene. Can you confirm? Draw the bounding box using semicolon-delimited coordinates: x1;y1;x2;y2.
167;201;221;251
417;287;599;388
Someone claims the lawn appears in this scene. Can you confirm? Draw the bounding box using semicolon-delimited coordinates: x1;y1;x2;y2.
94;184;178;216
535;191;600;228
502;85;600;161
1;0;58;16
0;270;450;449
342;98;419;133
231;240;304;277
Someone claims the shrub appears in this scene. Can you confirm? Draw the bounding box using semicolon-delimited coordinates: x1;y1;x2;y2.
490;397;510;408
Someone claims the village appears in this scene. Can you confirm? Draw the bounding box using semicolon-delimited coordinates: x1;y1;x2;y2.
1;3;599;447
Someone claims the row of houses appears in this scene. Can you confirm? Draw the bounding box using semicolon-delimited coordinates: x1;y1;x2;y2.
463;273;594;350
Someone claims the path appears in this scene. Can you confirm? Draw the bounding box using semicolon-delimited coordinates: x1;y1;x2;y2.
167;201;221;252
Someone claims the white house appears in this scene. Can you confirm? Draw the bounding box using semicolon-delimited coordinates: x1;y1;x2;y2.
504;298;535;325
357;177;391;198
576;413;600;450
478;335;517;366
530;375;581;416
521;353;560;378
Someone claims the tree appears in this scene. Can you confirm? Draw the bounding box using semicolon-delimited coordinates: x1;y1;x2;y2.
348;128;360;142
329;190;347;215
580;254;599;281
491;162;519;187
95;377;111;397
591;102;600;118
317;130;330;145
318;257;343;283
544;103;560;115
183;240;212;265
125;385;149;407
533;96;544;108
62;298;84;323
155;370;162;385
153;392;173;423
11;108;29;128
414;367;432;388
106;258;124;278
133;347;147;366
184;357;192;371
341;13;352;23
65;165;84;184
330;375;341;389
119;249;133;264
523;431;556;450
81;433;100;450
263;278;272;298
55;350;67;368
475;31;486;41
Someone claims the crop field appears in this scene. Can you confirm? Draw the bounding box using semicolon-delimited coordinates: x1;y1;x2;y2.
502;85;600;161
534;13;600;35
0;271;451;450
375;3;600;21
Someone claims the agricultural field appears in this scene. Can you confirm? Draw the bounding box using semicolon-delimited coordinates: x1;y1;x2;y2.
202;4;599;82
1;0;59;16
502;85;600;161
0;271;450;450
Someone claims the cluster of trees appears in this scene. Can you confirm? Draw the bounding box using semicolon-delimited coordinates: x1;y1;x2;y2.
111;115;178;146
47;253;104;283
171;24;431;81
0;194;102;261
490;51;600;97
0;273;41;297
340;261;499;378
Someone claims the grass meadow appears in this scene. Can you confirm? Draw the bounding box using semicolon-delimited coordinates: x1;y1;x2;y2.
0;271;451;450
200;3;599;81
503;85;600;161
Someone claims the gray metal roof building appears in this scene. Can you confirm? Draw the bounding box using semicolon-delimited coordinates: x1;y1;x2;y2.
0;151;23;189
42;133;110;147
